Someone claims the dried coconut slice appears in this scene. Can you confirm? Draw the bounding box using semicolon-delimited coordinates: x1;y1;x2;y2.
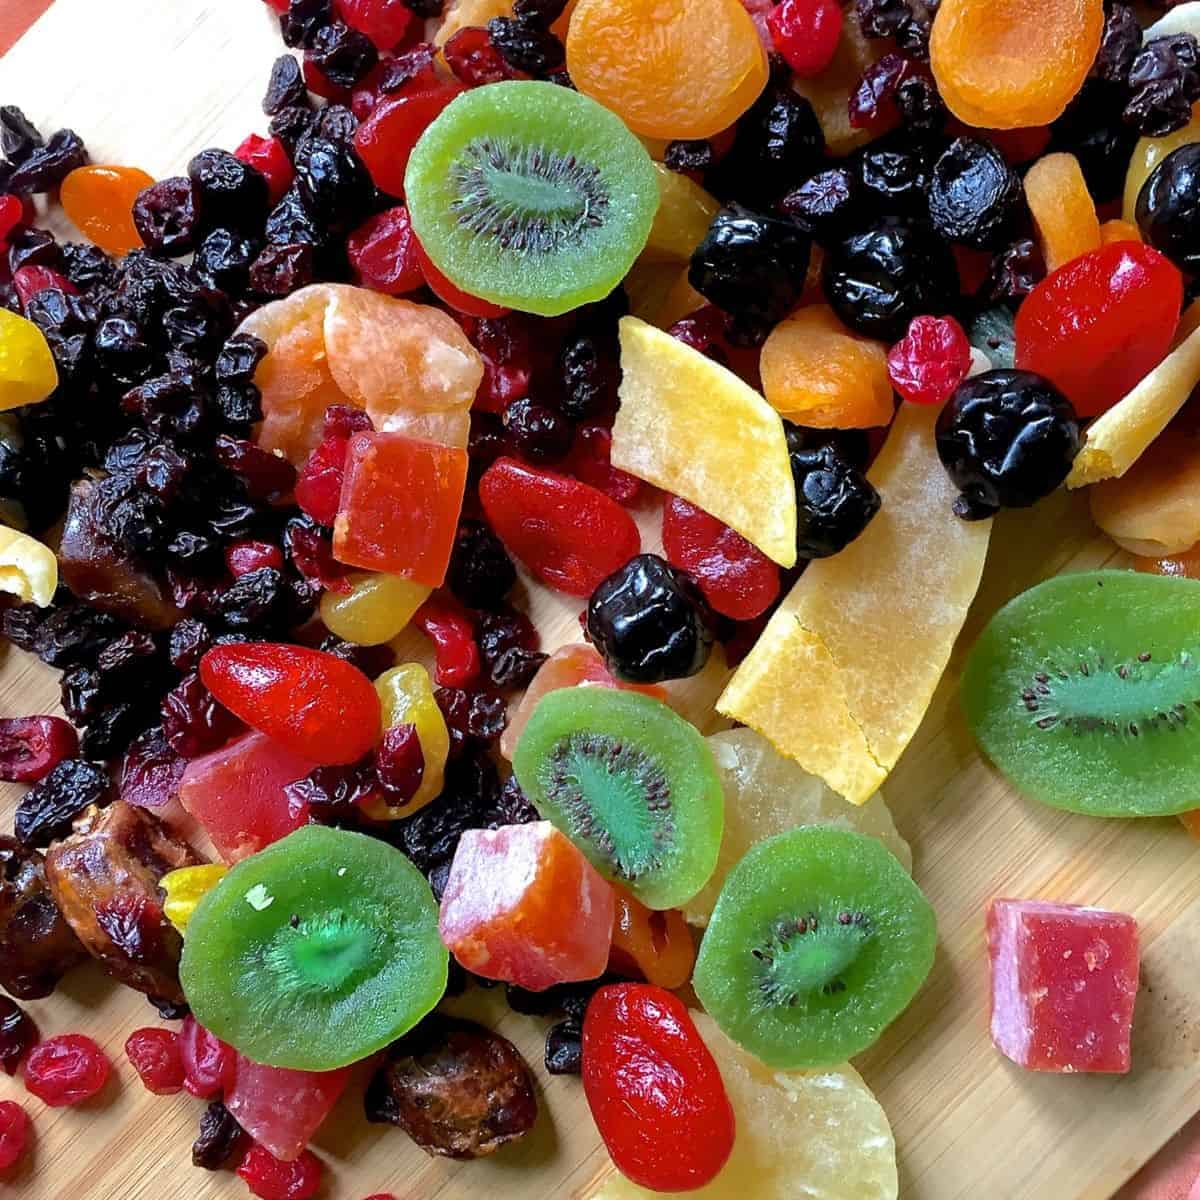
1066;323;1200;487
718;402;991;805
612;316;797;567
0;525;56;607
585;1012;898;1200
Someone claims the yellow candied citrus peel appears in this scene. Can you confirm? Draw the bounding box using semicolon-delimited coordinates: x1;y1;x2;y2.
1067;323;1200;487
612;316;797;567
585;1013;898;1200
0;526;57;608
0;309;58;412
364;662;449;818
161;864;228;934
719;403;991;805
320;572;431;647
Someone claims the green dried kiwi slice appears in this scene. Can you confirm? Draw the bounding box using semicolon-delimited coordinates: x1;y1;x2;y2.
180;825;447;1071
404;80;659;317
512;687;723;910
962;569;1200;817
693;826;937;1069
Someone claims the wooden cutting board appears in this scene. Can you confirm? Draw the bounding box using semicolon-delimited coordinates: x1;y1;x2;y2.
1;2;1198;1196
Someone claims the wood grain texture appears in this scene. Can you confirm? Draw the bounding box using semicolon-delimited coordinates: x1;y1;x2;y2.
0;3;1198;1197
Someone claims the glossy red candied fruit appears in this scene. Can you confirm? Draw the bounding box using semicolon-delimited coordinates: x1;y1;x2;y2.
1014;242;1183;420
337;0;412;51
0;716;79;783
237;1145;323;1200
23;1034;111;1107
0;1101;29;1171
332;431;469;587
0;194;25;246
226;540;285;577
302;57;349;103
662;495;780;621
413;593;480;687
987;899;1139;1074
125;1027;185;1096
444;26;519;87
180;1015;236;1099
13;265;78;308
295;405;375;528
0;998;38;1076
354;83;465;197
346;206;424;296
415;237;511;318
887;314;972;407
563;424;642;504
460;314;533;413
583;984;735;1191
234;134;294;206
200;643;382;765
479;457;642;596
350;43;438;119
767;0;843;77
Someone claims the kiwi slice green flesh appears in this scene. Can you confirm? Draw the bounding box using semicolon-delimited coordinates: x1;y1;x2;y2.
512;687;723;910
693;826;936;1069
180;825;447;1071
404;80;659;317
962;570;1200;817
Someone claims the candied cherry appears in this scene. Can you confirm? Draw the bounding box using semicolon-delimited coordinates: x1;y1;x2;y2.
608;886;696;989
767;0;843;77
336;0;413;51
125;1028;186;1096
180;1015;236;1100
0;716;79;783
0;194;25;246
583;984;735;1191
234;135;294;206
346;206;424;296
354;84;466;197
23;1034;111;1107
562;424;642;504
413;593;480;688
226;540;285;577
415;239;511;319
60;165;155;255
0;1102;29;1171
237;1145;323;1200
661;496;780;621
887;315;972;407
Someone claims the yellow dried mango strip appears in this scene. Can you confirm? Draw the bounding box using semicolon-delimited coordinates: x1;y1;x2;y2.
1067;323;1200;487
0;525;57;607
719;403;991;805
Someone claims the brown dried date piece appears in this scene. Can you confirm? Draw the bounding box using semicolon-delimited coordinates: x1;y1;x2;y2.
365;1017;538;1159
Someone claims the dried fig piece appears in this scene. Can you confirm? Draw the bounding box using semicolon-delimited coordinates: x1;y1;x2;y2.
365;1016;537;1158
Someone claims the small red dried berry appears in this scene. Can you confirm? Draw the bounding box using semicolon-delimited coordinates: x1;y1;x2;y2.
125;1027;186;1096
0;716;79;783
347;206;424;296
234;134;295;206
767;0;843;77
180;1015;236;1100
295;406;375;527
226;540;286;577
0;999;38;1076
237;1145;323;1200
13;265;78;308
887;315;972;407
375;722;425;801
337;0;413;51
414;594;480;688
444;26;518;87
23;1034;111;1107
0;1101;29;1171
848;52;925;132
563;424;642;505
0;194;25;246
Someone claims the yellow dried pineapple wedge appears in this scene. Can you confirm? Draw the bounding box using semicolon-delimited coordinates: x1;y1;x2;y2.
612;316;797;567
585;1013;898;1200
718;402;991;805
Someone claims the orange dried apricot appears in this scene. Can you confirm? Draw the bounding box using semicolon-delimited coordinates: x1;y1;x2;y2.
1023;152;1101;273
1181;809;1200;840
759;305;893;428
60;165;154;255
1099;218;1140;246
930;0;1103;129
566;0;769;141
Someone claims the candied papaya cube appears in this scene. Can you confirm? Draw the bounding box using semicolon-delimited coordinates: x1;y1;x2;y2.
987;898;1138;1074
333;431;467;587
439;821;615;991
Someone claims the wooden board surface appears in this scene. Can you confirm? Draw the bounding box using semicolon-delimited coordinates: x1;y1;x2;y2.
1;2;1199;1196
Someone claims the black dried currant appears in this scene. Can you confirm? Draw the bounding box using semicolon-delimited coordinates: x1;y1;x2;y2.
447;519;517;610
263;54;309;115
487;16;565;75
188;148;271;235
15;759;113;847
132;177;200;257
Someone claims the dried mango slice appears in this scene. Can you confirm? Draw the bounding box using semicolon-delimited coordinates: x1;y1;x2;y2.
1066;324;1200;487
612;316;796;567
0;525;57;607
642;165;721;263
719;402;991;804
585;1013;898;1200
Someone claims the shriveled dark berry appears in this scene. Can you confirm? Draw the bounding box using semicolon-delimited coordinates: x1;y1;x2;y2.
214;434;295;501
264;54;308;116
249;241;315;297
856;134;932;217
193;1101;247;1171
319;634;394;679
0;105;43;164
790;443;881;559
487;16;565;75
292;136;371;224
435;687;507;759
981;237;1045;305
8;228;60;274
895;75;946;133
161;673;239;759
269;104;317;153
132;177;199;257
80;703;154;760
1094;3;1140;85
309;103;359;145
26;287;96;382
558;333;617;420
59;242;116;293
5;128;87;195
188;148;271;235
93;316;153;386
212;567;291;630
280;0;335;49
927;136;1022;250
544;1020;582;1075
512;0;569;24
286;758;379;823
855;0;940;58
15;758;112;847
0;998;38;1075
447;519;516;610
504;396;573;463
485;774;538;828
31;605;122;670
308;21;379;88
779;167;859;241
1051;80;1139;205
168;619;214;673
477;608;547;690
192;228;261;293
1137;142;1200;273
1123;33;1200;137
664;139;715;174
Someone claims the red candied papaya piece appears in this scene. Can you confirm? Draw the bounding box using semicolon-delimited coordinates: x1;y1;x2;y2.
226;1055;350;1162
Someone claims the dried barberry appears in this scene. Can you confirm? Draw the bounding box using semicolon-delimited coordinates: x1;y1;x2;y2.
15;758;112;847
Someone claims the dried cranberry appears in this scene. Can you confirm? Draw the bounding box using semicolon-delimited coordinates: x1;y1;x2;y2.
347;205;423;294
376;41;438;94
414;595;480;687
0;716;78;783
375;723;425;802
161;673;240;758
226;540;286;577
446;519;516;610
119;726;187;810
193;1100;248;1170
125;1027;185;1095
14;758;112;848
94;892;165;965
768;0;843;77
284;516;351;592
238;1145;323;1200
0;999;37;1076
444;26;518;86
886;314;972;406
562;424;641;504
23;1034;110;1107
180;1015;235;1100
250;242;316;296
848;52;924;131
0;1101;29;1170
285;758;380;822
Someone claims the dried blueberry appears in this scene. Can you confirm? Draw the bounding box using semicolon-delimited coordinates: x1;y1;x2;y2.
132;177;200;257
981;237;1045;305
5;128;87;195
263;54;309;115
188;148;271;235
280;0;335;49
308;22;378;89
558;332;618;420
856;134;933;217
504;395;572;463
192;227;262;293
1136;141;1200;273
664;139;715;174
927;136;1022;250
487;16;565;75
292;136;371;224
790;443;881;559
447;519;516;610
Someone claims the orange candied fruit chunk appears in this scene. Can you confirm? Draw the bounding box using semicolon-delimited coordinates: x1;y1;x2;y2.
1100;219;1141;246
1180;809;1200;840
61;165;155;255
609;885;696;990
566;0;769;141
759;304;893;428
1023;152;1101;273
930;0;1103;129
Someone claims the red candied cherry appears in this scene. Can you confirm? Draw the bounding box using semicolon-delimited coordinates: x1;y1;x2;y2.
0;1101;29;1171
443;27;518;87
13;265;77;308
23;1035;111;1107
563;424;642;504
234;134;294;206
262;0;289;11
767;0;843;77
125;1028;185;1096
0;194;25;246
415;238;511;318
375;722;425;801
887;315;972;407
413;594;480;687
237;1145;323;1200
336;0;413;52
354;83;465;197
180;1015;236;1100
346;206;424;296
295;405;375;526
0;716;79;783
226;540;285;577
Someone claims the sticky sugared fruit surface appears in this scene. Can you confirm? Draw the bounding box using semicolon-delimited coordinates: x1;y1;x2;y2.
180;825;447;1070
962;571;1200;817
693;826;937;1069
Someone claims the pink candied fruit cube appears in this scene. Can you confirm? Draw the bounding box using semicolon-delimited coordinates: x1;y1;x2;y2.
439;821;615;992
987;898;1139;1074
178;731;318;863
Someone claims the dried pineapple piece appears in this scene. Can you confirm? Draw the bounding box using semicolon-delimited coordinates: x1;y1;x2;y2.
586;1013;898;1200
0;525;57;607
612;316;797;567
719;402;991;804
